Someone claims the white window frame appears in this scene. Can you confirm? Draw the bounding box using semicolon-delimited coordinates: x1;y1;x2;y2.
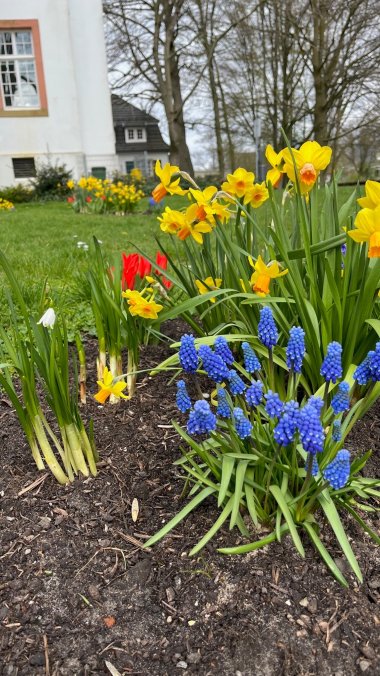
124;127;146;143
0;29;40;109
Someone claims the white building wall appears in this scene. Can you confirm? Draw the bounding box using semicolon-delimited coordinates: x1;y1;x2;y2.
0;0;117;186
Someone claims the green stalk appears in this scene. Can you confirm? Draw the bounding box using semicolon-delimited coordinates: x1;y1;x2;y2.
75;334;87;404
28;434;45;471
32;415;69;484
109;353;119;404
78;426;98;476
64;422;89;477
127;348;138;398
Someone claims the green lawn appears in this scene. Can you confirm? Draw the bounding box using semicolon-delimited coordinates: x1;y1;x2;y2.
0;185;359;336
0;199;167;335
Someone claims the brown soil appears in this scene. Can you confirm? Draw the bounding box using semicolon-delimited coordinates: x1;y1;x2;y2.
0;326;379;676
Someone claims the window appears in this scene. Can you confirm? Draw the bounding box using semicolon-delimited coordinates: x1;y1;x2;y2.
12;157;36;178
91;166;106;179
125;128;146;143
125;161;135;174
0;21;47;115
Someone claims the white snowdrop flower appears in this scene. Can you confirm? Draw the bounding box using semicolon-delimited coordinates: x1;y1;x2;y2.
83;244;89;251
37;308;56;329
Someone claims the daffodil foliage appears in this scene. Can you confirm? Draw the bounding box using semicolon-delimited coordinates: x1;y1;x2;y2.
148;144;380;393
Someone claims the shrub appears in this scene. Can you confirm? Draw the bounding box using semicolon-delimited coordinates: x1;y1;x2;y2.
31;162;72;199
0;184;35;203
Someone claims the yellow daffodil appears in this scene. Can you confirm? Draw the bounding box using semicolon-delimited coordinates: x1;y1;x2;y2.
195;276;222;302
158;207;187;234
94;366;128;404
152;160;186;202
244;182;269;208
282;141;332;193
129;297;163;319
249;256;288;296
189;186;230;224
265;145;284;187
357;180;380;210
175;203;213;244
67;179;75;190
348;205;380;257
221;168;255;199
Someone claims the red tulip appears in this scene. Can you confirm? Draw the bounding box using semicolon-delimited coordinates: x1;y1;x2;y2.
67;196;74;203
138;255;152;279
85;196;92;203
122;252;139;290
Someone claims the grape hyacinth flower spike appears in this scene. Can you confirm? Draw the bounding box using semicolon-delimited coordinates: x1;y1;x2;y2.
176;380;191;413
297;399;324;455
354;353;373;386
214;336;234;366
331;382;350;415
320;341;343;384
216;388;231;418
198;344;230;383
233;407;253;439
228;369;246;395
179;334;198;373
265;391;284;419
258;306;278;349
286;326;305;373
245;380;264;407
369;342;380;381
187;400;217;435
241;342;261;373
323;450;350;490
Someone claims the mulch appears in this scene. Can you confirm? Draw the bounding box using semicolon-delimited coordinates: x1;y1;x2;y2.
0;323;379;676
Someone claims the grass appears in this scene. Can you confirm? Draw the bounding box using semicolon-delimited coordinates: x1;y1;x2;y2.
0;185;359;336
0;199;167;336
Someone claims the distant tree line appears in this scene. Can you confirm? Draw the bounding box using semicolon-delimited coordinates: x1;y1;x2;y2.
104;0;380;178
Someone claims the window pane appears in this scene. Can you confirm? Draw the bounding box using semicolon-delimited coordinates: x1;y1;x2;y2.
0;32;13;56
1;60;17;107
137;129;143;139
128;129;134;139
15;31;33;55
13;60;38;107
126;161;135;173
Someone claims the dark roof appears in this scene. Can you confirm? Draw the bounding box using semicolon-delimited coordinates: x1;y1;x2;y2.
111;94;158;125
112;94;170;153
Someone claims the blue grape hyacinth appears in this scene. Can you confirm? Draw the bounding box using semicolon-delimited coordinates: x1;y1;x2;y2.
228;369;246;395
331;382;350;414
311;455;319;477
245;380;264;407
176;380;192;413
369;342;380;381
354;354;373;386
323;449;350;490
258;306;278;349
273;400;299;446
241;342;261;372
265;391;284;419
214;336;234;366
332;419;342;442
298;400;324;455
286;326;305;373
179;334;198;373
308;395;324;414
216;388;231;418
187;400;217;435
320;341;343;383
233;407;253;439
198;344;230;383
